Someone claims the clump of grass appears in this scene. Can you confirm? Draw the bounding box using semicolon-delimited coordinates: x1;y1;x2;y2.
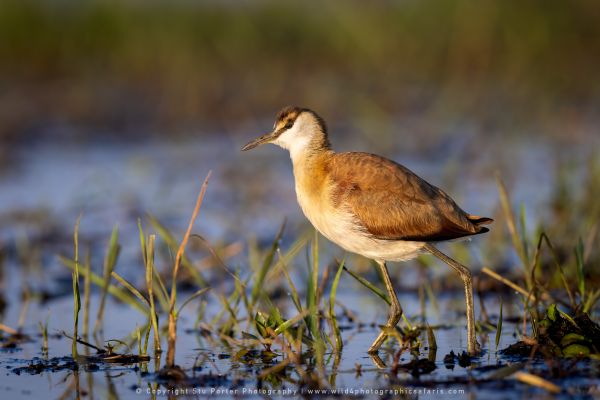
486;175;600;358
197;226;359;387
59;175;213;372
53;171;350;385
47;163;600;390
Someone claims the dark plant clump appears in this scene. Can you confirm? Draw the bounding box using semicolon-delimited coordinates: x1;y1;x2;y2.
501;305;600;358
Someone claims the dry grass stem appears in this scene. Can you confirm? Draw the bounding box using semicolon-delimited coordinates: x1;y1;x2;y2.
166;170;212;368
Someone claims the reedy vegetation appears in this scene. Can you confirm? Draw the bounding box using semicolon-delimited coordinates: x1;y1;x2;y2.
57;164;599;384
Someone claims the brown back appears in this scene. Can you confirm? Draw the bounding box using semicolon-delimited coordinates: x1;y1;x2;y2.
327;152;492;241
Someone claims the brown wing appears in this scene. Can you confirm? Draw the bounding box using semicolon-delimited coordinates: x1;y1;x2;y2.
327;152;492;241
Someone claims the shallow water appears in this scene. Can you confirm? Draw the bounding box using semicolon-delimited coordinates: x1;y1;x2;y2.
1;131;599;398
2;289;599;399
2;130;595;244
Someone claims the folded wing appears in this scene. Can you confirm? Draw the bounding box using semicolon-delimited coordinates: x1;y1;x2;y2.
328;152;493;242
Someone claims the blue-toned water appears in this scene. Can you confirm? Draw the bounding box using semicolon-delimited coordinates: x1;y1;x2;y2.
1;128;599;398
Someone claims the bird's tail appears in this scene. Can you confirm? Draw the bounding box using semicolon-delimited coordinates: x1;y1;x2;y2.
467;215;494;227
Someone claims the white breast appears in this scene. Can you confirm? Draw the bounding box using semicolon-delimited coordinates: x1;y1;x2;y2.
294;180;425;262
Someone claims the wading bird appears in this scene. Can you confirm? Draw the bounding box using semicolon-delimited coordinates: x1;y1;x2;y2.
242;106;492;356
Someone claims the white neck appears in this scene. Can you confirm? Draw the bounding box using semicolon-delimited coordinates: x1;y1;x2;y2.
272;113;328;164
284;136;313;164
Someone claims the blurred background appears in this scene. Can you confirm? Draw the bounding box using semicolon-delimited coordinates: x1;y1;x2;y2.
1;0;599;266
2;0;599;143
2;2;600;396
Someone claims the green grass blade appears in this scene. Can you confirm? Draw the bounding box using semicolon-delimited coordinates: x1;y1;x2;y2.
519;204;530;268
148;215;207;287
145;234;161;353
111;271;150;308
82;251;91;339
495;300;503;351
424;280;440;315
177;288;210;316
583;289;600;314
136;325;142;356
575;237;585;301
329;259;345;352
219;293;240;333
269;230;311;279
343;265;390;305
250;220;285;304
233;269;253;330
307;231;325;361
496;175;529;275
94;225;121;334
143;322;151;356
279;249;303;313
138;218;147;267
72;215;82;358
60;256;148;314
306;231;319;339
153;268;170;312
312;230;319;306
426;324;437;350
539;233;575;308
273;310;310;336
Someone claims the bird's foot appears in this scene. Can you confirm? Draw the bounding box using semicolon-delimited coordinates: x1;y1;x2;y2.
468;340;482;356
367;352;386;369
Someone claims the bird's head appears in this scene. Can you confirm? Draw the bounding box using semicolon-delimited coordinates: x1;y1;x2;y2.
241;106;330;156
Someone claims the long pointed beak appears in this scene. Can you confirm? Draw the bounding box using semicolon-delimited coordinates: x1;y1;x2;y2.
241;131;276;151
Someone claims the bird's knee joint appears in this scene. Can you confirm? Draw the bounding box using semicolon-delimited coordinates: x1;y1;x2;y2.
461;268;472;282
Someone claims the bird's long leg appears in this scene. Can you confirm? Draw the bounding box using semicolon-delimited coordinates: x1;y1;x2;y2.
424;243;481;355
368;260;403;354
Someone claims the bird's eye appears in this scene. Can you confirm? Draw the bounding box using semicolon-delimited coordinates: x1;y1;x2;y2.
285;121;294;129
